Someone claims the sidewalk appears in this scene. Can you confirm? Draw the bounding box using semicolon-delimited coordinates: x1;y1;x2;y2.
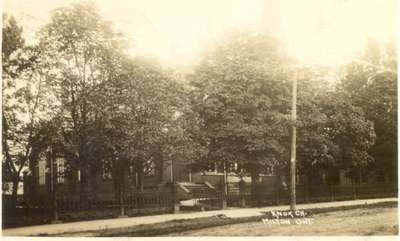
2;197;397;236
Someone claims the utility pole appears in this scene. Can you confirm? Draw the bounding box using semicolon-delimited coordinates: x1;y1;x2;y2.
222;161;228;209
170;156;174;184
189;160;192;182
223;161;228;197
290;69;298;211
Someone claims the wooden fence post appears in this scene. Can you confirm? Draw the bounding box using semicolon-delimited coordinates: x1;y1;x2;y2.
352;182;357;200
239;179;246;208
305;184;309;203
221;191;227;209
275;185;280;205
118;193;128;218
172;183;180;213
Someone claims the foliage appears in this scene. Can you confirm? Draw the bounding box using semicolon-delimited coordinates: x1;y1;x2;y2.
338;38;396;182
37;1;127;195
189;31;292;187
2;14;56;207
297;65;376;184
295;68;340;183
95;56;199;190
2;1;393;206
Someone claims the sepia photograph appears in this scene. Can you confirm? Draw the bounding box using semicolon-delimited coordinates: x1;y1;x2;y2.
1;0;398;237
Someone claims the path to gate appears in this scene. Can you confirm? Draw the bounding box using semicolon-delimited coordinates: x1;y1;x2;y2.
2;197;397;236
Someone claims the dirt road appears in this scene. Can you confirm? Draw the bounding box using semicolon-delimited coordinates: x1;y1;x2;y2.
167;206;398;236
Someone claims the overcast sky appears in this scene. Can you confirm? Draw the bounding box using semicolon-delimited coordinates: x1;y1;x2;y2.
3;0;397;70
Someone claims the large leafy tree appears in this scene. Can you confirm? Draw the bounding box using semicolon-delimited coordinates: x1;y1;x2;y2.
323;93;376;183
94;56;192;194
161;83;208;184
37;1;127;197
31;1;200;200
296;66;375;187
296;68;340;187
189;31;291;196
338;38;396;183
2;14;56;210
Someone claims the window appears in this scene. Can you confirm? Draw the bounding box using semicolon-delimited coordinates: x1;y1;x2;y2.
144;160;155;176
56;158;65;184
227;162;238;173
77;170;81;182
204;162;231;174
129;165;135;178
101;162;112;180
38;160;46;186
208;162;224;173
207;163;215;173
264;165;274;175
256;164;275;176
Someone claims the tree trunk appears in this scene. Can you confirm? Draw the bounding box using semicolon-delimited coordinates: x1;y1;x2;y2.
305;170;310;203
250;170;259;201
112;158;126;200
10;176;20;216
112;166;121;200
137;162;144;191
79;165;89;200
223;161;228;197
156;149;164;184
